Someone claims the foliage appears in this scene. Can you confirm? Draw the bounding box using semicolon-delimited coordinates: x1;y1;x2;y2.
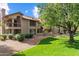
14;34;25;42
0;36;5;41
25;34;33;38
39;3;79;42
14;33;33;41
14;35;79;56
8;35;14;39
2;35;7;39
0;35;7;41
2;35;7;40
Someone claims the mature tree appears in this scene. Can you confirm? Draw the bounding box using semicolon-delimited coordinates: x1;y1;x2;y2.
39;3;79;43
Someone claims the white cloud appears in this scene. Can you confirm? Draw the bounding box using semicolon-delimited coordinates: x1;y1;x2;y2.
0;3;10;15
33;6;39;18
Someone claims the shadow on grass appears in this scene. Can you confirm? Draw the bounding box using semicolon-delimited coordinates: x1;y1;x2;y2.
39;37;58;45
65;40;79;49
74;31;79;36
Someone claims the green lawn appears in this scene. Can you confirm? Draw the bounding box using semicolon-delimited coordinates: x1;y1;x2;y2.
14;35;79;56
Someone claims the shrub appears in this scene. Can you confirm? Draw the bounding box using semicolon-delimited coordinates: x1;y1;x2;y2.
0;36;4;41
2;35;7;39
0;36;5;41
0;35;7;41
8;35;14;39
20;34;25;38
14;33;33;41
25;34;33;38
14;34;25;42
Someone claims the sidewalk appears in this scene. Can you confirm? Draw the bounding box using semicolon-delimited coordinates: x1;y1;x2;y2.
0;35;50;56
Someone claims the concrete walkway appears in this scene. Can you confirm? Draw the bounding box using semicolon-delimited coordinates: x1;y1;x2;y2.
0;35;49;56
0;40;33;56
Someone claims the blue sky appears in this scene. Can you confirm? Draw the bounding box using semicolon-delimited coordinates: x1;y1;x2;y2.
8;3;39;18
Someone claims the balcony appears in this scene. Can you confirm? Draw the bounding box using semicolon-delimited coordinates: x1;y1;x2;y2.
6;23;21;27
5;23;21;29
14;23;21;27
6;23;12;27
30;20;36;27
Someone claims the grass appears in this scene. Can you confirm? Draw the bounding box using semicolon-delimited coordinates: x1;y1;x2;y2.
14;35;79;56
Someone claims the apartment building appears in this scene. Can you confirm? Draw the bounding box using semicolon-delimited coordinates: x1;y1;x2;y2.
0;8;42;35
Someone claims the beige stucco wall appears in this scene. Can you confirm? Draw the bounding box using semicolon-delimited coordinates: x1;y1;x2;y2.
21;18;40;34
21;18;30;34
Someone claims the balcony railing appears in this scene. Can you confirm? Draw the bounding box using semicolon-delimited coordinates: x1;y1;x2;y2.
6;23;21;27
6;23;12;27
14;23;21;27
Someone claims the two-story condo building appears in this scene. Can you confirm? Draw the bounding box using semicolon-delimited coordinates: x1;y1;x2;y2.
0;8;42;35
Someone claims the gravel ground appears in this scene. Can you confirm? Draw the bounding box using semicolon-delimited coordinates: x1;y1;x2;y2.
0;40;33;56
0;35;49;56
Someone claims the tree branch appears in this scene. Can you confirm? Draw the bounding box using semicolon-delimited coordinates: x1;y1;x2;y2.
57;24;67;30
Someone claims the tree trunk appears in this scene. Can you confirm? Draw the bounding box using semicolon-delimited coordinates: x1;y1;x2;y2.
69;32;75;43
58;26;61;34
63;29;66;34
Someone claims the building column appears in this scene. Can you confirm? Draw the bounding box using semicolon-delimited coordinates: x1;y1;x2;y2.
12;18;14;34
36;28;37;34
36;22;38;34
12;29;14;34
12;18;14;27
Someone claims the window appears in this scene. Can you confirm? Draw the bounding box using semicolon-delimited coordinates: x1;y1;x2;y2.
16;16;21;23
7;19;12;23
14;23;21;27
14;19;18;27
6;29;12;34
14;17;21;27
30;20;36;26
17;16;20;19
37;29;41;33
14;29;21;34
6;19;12;27
14;19;18;23
7;23;12;27
30;29;36;34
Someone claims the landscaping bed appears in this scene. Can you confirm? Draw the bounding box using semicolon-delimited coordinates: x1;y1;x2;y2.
0;33;48;56
0;33;33;41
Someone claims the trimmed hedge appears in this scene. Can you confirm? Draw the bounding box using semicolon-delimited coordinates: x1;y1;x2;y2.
14;33;33;42
14;34;25;42
25;34;33;38
0;35;7;41
8;35;14;39
0;33;33;41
